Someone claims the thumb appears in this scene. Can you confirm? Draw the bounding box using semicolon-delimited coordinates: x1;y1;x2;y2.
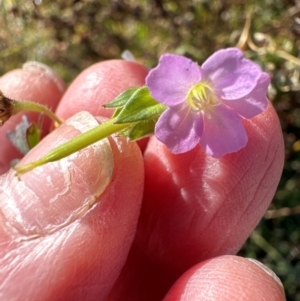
0;111;144;301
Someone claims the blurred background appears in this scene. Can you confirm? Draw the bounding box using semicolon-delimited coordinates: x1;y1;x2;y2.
0;0;299;299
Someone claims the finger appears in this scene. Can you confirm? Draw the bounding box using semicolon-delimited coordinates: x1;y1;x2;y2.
55;59;149;119
0;62;65;174
108;101;285;300
138;102;284;270
55;59;150;152
0;111;144;301
163;255;286;301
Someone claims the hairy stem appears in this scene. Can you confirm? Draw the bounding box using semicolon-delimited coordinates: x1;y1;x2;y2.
13;118;131;178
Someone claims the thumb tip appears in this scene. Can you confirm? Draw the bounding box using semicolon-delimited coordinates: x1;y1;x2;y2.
1;111;114;239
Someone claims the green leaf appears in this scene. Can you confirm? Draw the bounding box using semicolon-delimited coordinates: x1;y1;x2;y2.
117;127;132;137
116;87;166;123
128;119;156;140
103;87;139;108
26;123;42;149
112;107;123;118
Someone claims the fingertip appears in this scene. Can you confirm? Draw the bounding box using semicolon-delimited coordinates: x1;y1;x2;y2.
56;59;149;119
1;111;114;238
163;256;285;301
0;62;65;174
0;111;145;300
0;61;65;108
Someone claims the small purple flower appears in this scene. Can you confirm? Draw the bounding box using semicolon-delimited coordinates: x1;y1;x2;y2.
146;48;270;158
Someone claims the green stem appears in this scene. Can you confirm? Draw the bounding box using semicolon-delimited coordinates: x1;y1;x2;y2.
13;118;131;178
12;100;63;125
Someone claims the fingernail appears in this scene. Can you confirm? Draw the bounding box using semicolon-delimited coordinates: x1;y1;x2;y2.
23;61;65;93
246;258;285;295
0;111;114;240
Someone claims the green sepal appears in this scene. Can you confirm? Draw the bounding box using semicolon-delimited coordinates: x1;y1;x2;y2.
128;119;156;140
26;123;42;149
113;119;155;141
116;87;166;123
103;87;139;109
117;127;131;137
112;107;123;118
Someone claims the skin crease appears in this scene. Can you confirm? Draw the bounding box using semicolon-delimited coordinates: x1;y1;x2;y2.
107;101;285;300
0;60;286;301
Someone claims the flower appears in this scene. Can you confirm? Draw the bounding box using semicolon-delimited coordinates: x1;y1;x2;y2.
146;48;270;158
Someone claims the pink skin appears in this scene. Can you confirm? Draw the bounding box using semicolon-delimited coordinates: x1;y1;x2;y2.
0;62;65;174
163;256;285;301
0;60;285;300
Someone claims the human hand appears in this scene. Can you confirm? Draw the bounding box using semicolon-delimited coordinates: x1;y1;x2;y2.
0;59;285;300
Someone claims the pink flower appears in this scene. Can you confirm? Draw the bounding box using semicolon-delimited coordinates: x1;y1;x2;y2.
146;48;270;158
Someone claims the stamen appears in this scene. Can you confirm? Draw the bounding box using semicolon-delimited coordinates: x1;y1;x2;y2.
187;82;220;112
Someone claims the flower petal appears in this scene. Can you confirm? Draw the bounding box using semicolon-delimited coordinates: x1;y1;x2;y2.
146;54;202;106
199;105;247;158
222;73;270;119
155;104;203;153
202;48;262;100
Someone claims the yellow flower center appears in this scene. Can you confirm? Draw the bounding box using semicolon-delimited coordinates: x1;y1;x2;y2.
187;82;220;112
